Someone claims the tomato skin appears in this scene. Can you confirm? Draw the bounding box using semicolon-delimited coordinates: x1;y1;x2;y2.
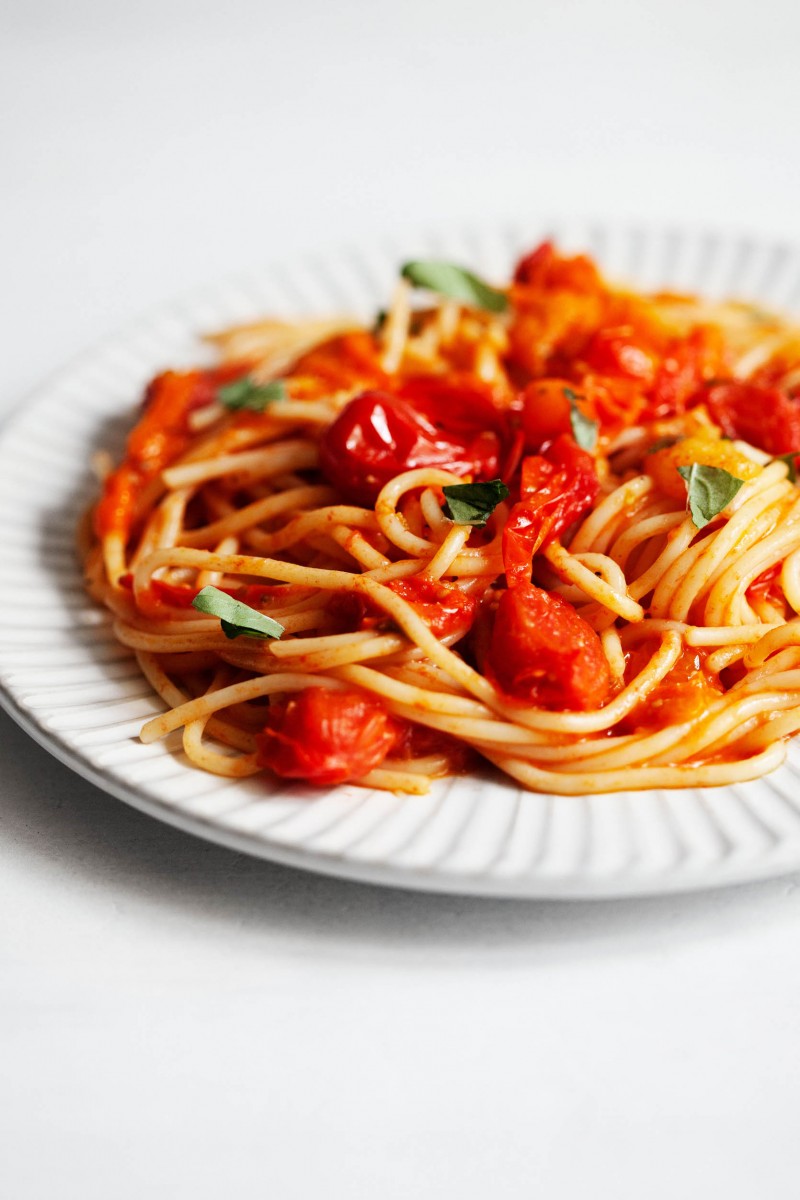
513;241;602;293
620;647;722;732
520;376;647;449
502;435;600;585
647;328;722;419
583;327;655;382
513;241;556;286
519;378;578;449
289;331;388;397
255;688;397;786
697;381;800;455
388;576;478;641
318;389;502;506
95;364;249;540
486;582;611;710
396;375;508;437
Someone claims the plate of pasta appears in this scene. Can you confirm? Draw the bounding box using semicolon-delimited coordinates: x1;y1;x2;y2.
4;221;800;897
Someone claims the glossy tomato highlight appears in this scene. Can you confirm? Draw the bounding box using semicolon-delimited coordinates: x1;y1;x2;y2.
256;688;397;786
318;386;503;506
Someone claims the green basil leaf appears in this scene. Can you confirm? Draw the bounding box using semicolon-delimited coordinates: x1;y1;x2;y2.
562;387;598;451
441;479;510;526
677;463;745;528
400;261;508;313
217;376;287;412
192;585;285;641
774;452;798;484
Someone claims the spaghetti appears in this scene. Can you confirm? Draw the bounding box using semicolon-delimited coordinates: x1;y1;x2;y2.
82;241;800;795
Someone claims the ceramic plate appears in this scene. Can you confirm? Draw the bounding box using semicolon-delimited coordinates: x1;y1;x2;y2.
4;220;800;897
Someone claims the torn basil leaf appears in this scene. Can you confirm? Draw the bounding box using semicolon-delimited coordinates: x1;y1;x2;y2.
192;585;285;641
217;376;287;412
441;479;510;526
677;463;745;528
400;261;508;313
562;387;598;451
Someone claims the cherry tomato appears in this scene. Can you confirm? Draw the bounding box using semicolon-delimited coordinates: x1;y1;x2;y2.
396;375;508;436
583;326;655;382
255;688;397;786
502;435;600;585
318;388;502;506
95;364;250;539
388;576;478;641
519;378;584;449
620;647;721;732
289;331;388;396
647;327;722;419
486;581;611;710
513;241;602;293
697;380;800;455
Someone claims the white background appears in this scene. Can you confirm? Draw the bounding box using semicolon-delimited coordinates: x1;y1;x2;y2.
3;2;800;1196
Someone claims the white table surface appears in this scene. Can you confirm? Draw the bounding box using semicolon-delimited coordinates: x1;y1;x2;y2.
3;2;800;1196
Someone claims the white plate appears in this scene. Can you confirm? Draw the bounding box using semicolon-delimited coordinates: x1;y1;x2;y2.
4;221;800;898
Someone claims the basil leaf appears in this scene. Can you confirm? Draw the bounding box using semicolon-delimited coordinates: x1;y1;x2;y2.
400;261;508;313
677;463;745;528
217;376;287;412
441;479;510;526
774;452;798;484
562;387;598;451
192;585;285;641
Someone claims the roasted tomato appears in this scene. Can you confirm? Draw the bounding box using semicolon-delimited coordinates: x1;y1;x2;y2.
502;435;600;585
647;327;723;419
520;375;646;448
583;326;655;383
513;241;603;293
486;582;611;710
621;647;722;732
519;378;588;449
94;363;249;539
388;576;478;641
696;380;800;455
255;688;397;786
318;387;503;506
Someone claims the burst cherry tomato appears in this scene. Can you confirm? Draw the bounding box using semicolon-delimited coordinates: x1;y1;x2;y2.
255;688;397;786
647;328;722;419
95;363;250;539
486;581;611;710
502;435;600;585
519;378;584;449
318;387;503;505
583;326;655;382
697;380;800;455
513;241;602;292
620;648;722;732
388;576;478;641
